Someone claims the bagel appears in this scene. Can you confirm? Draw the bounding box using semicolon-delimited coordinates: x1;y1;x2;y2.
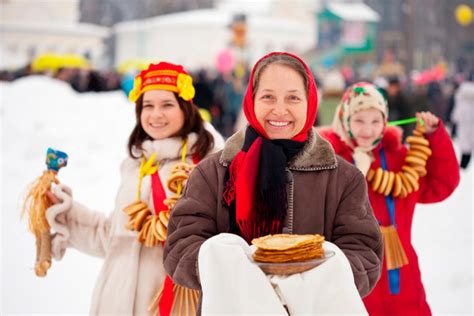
377;171;390;194
402;165;419;180
415;125;426;134
123;201;147;216
407;149;429;161
410;144;432;157
145;218;158;247
400;184;408;198
406;136;429;147
403;171;419;192
371;168;384;192
159;210;170;227
412;164;427;177
164;196;179;210
125;219;134;231
138;216;152;243
167;171;189;193
155;219;167;241
398;172;413;194
383;171;395;196
393;173;403;197
133;208;152;231
367;168;375;182
171;162;195;174
405;155;427;167
412;129;423;137
150;215;161;241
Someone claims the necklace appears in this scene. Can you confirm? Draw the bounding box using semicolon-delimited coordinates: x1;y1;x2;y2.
122;140;201;316
366;124;432;198
122;138;195;246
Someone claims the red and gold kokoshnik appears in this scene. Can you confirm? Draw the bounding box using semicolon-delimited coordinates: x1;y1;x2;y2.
128;62;195;103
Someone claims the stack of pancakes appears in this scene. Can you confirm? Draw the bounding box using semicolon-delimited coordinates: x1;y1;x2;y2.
252;234;325;263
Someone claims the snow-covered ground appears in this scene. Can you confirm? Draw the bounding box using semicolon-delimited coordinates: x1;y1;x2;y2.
1;76;473;314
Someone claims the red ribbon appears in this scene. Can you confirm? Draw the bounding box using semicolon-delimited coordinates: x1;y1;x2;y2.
152;156;200;316
158;275;175;316
151;171;174;315
150;171;167;215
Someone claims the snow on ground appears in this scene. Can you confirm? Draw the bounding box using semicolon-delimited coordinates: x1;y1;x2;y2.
1;76;472;314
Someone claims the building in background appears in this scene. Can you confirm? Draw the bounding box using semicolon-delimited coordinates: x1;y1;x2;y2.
2;0;472;75
364;0;474;74
303;1;379;73
113;1;317;71
78;0;213;65
0;0;109;69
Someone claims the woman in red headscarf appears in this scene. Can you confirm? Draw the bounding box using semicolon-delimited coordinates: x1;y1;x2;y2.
164;52;383;312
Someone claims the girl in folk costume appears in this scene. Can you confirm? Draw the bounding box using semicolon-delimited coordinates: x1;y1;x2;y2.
44;62;225;315
319;82;460;315
164;52;383;313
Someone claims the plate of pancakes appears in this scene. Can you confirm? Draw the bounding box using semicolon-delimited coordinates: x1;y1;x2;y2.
249;234;335;275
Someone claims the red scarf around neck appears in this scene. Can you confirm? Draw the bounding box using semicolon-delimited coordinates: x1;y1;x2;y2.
225;52;319;243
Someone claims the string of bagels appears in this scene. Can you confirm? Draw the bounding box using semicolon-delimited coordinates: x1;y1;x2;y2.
366;122;432;198
123;139;195;246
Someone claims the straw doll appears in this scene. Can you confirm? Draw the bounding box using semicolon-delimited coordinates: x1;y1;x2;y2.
22;148;68;277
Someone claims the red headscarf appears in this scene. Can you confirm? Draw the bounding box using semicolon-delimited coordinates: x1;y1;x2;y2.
243;51;318;141
224;52;319;243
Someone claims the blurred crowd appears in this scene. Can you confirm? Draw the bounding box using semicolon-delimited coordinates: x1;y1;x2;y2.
1;57;473;154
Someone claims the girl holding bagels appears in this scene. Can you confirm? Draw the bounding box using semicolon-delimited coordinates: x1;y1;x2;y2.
44;61;224;315
319;82;460;315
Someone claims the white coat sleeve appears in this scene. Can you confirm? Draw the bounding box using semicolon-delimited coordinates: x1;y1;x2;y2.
46;184;111;260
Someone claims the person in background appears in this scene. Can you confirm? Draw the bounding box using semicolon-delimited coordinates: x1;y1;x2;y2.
193;70;214;111
44;62;225;315
387;77;412;138
319;82;460;315
452;71;474;169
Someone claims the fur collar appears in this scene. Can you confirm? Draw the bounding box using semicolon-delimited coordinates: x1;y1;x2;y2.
219;127;337;171
134;134;197;162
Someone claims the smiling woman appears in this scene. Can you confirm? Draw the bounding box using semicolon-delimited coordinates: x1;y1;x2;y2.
140;90;185;140
41;61;225;315
164;52;384;314
253;62;308;139
127;63;217;160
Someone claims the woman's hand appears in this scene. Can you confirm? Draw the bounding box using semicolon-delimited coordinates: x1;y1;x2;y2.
417;111;439;134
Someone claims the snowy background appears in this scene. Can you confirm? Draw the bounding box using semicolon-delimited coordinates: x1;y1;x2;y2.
1;76;473;314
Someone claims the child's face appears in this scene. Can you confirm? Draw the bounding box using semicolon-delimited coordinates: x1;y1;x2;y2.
141;90;185;140
349;108;385;148
254;64;307;139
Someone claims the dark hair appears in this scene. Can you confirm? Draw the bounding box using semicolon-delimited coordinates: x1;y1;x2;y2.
252;54;310;98
388;76;400;85
127;93;214;160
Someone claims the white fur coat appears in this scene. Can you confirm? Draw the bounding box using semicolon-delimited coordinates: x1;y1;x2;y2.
46;123;224;315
